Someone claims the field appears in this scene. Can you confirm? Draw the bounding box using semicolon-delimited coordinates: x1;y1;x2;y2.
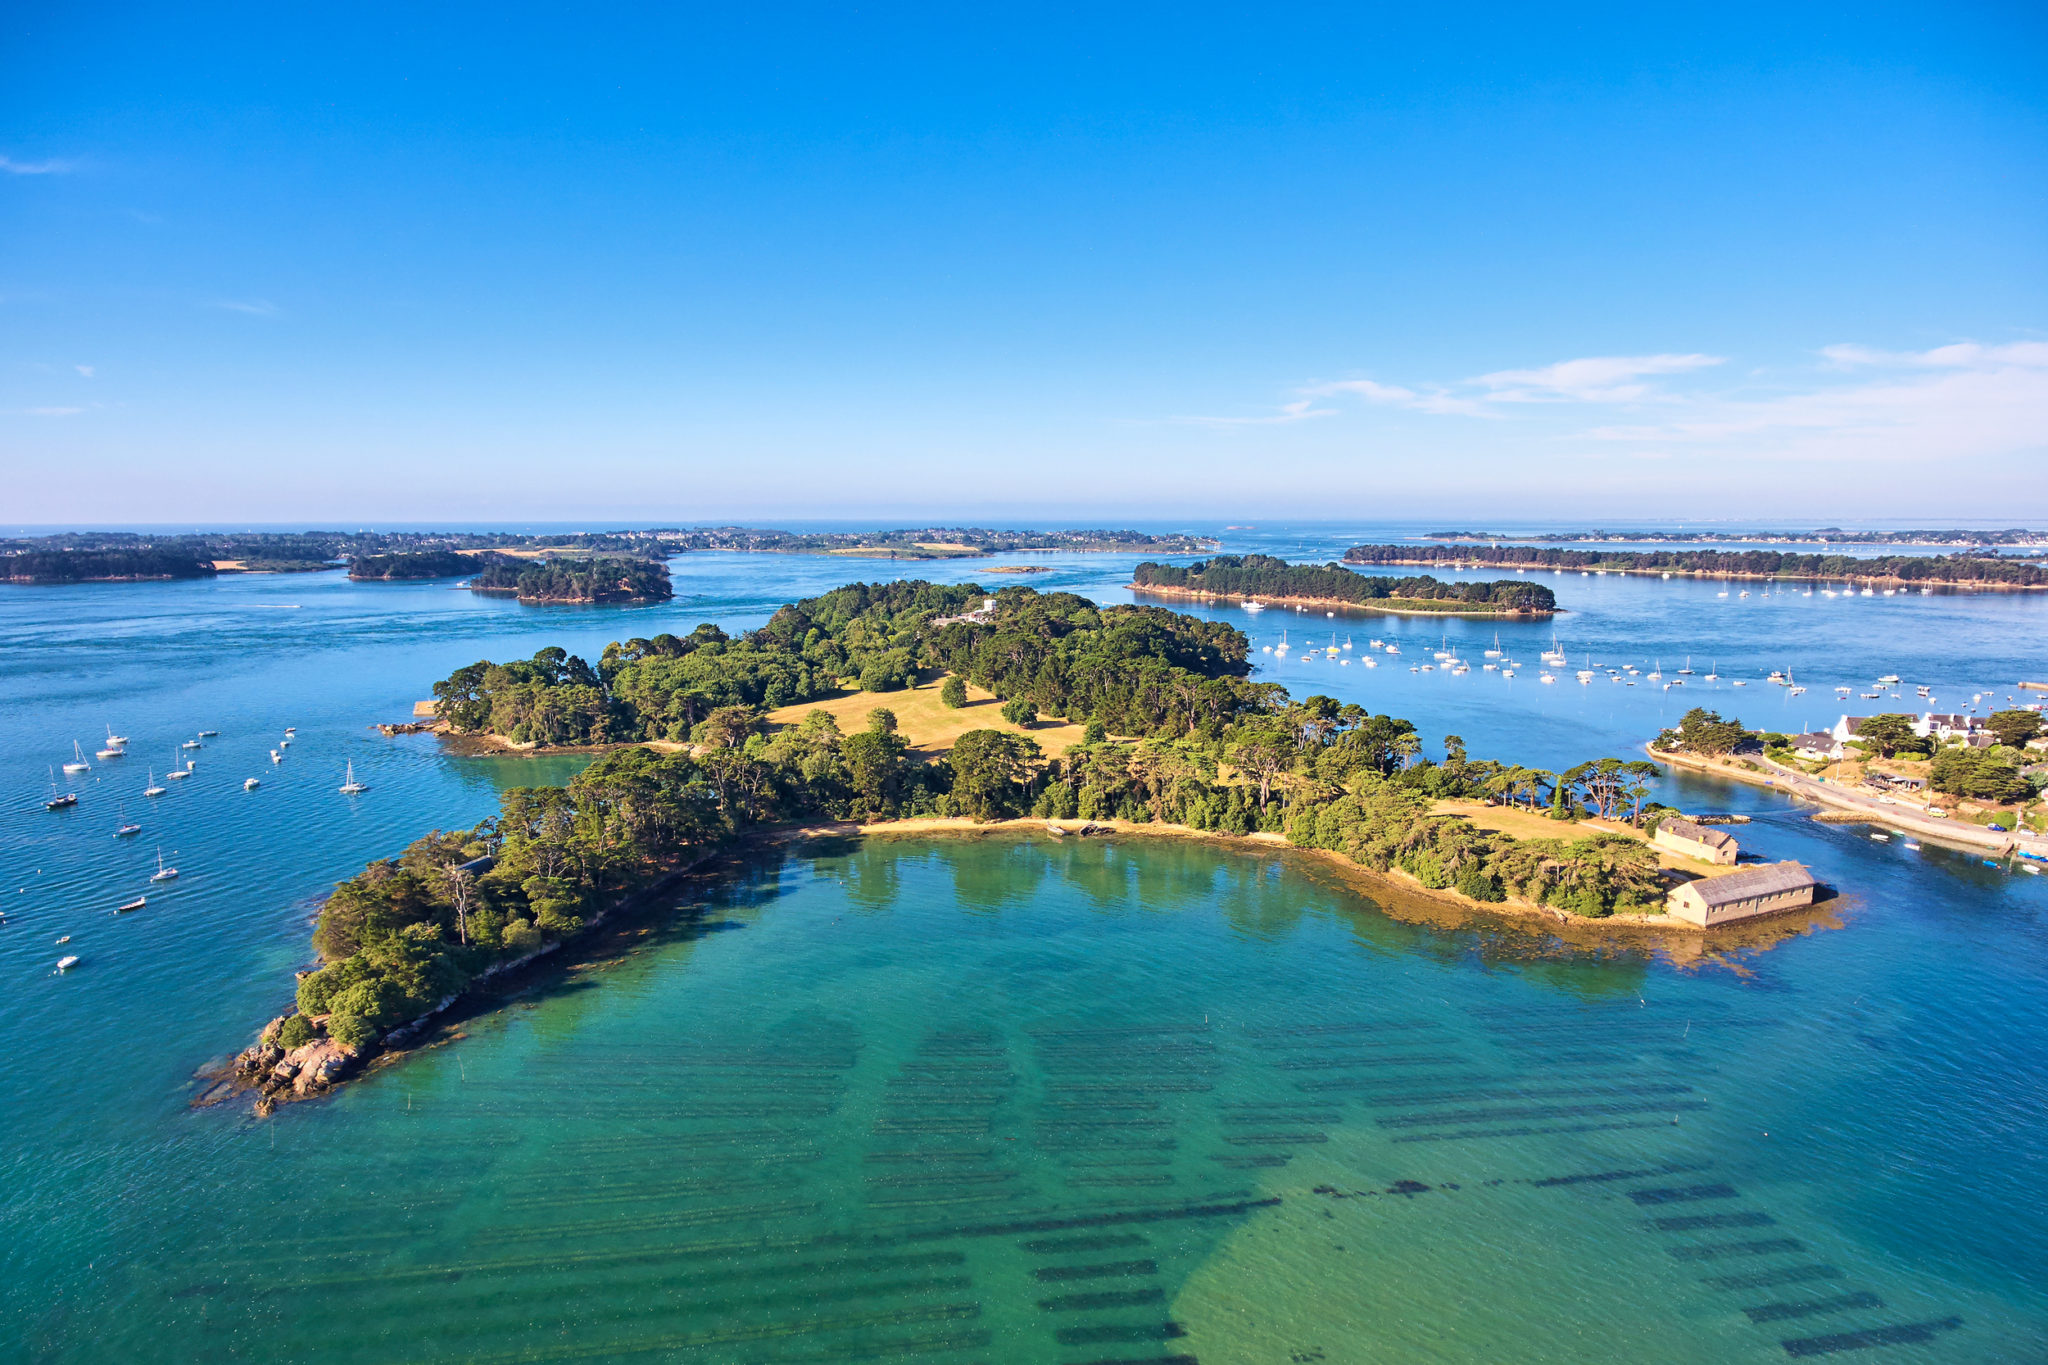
1434;798;1749;878
766;673;1087;759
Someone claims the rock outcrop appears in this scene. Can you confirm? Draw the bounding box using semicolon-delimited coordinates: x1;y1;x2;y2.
234;1014;364;1108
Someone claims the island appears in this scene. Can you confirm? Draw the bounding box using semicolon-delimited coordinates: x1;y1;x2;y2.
1129;554;1558;615
1343;543;2048;590
226;580;1822;1111
348;549;497;580
0;547;218;584
1427;528;2048;548
464;554;673;604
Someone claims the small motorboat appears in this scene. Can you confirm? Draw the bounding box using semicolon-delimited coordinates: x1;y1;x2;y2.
198;729;218;737
117;896;147;913
279;737;291;748
244;777;260;790
182;739;203;750
56;955;81;972
55;935;69;945
271;750;282;763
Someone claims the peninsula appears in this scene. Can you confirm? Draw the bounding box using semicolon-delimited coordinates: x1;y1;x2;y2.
229;580;1802;1110
1131;554;1558;615
1;547;218;584
1343;543;2048;590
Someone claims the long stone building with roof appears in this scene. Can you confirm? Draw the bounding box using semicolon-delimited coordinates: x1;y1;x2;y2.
1666;862;1821;927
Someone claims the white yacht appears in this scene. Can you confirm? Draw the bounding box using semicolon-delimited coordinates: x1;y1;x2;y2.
245;777;261;790
144;770;167;798
150;849;179;882
339;762;369;795
63;741;91;774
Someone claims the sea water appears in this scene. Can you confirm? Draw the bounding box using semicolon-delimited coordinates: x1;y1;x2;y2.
2;525;2043;1362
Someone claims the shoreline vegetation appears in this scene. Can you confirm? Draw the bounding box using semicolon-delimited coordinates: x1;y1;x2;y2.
1341;543;2048;589
1427;527;2048;548
1130;554;1558;616
2;525;1216;585
228;580;1820;1111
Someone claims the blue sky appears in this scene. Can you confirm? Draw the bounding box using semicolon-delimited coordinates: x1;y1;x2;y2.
4;3;2045;524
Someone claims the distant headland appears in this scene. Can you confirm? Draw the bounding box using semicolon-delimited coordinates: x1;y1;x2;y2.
1130;555;1559;616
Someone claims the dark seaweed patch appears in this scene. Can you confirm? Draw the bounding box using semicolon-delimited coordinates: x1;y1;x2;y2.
1038;1288;1167;1312
1629;1184;1739;1206
1528;1163;1708;1188
1021;1233;1150;1254
1743;1293;1884;1324
1034;1260;1159;1283
1055;1322;1187;1344
1702;1264;1843;1293
1780;1317;1961;1357
1648;1212;1774;1233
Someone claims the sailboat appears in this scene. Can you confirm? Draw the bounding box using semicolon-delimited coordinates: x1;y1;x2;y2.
150;848;179;882
63;741;91;774
96;742;124;759
339;761;369;795
143;769;167;798
166;750;190;780
1678;656;1694;675
1647;659;1663;682
1704;660;1718;682
115;803;141;837
1484;631;1502;659
1275;631;1290;656
45;767;78;810
106;725;129;746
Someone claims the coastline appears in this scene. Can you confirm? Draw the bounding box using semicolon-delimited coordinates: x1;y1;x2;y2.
1128;583;1557;617
1648;744;2048;859
1341;556;2048;592
212;811;1842;1115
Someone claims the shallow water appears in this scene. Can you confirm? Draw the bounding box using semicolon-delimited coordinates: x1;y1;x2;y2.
2;524;2044;1361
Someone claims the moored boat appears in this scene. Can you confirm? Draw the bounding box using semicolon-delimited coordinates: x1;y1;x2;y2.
117;895;146;913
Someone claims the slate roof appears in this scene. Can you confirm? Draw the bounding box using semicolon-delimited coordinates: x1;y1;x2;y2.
1660;817;1735;850
1687;861;1818;908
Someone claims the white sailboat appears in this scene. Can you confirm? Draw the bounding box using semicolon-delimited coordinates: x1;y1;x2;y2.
1484;631;1502;659
63;741;91;774
106;725;129;746
1678;656;1694;675
144;770;167;798
115;802;141;837
339;761;369;795
150;848;179;882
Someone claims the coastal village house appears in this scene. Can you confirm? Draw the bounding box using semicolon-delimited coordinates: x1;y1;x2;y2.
1832;712;1998;749
1666;862;1821;927
1792;731;1840;761
1652;817;1739;865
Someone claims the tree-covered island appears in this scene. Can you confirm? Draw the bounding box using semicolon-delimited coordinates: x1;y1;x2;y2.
1;547;219;584
347;549;496;580
236;580;1745;1108
1344;543;2048;589
464;555;674;603
1131;554;1558;615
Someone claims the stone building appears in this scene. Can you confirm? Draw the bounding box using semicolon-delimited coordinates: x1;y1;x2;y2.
1666;862;1820;927
1653;816;1739;865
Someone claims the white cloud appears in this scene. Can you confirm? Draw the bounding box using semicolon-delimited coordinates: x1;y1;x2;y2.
1309;378;1494;418
1473;353;1724;403
1581;340;2048;465
1174;398;1337;427
75;364;95;379
0;156;72;175
19;406;84;417
209;298;279;317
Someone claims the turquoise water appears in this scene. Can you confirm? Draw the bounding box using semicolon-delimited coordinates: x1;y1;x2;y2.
3;527;2045;1362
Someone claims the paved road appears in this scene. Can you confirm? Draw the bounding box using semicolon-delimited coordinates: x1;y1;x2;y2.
1651;746;2048;863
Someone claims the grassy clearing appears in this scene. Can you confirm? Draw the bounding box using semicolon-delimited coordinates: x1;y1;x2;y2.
1433;798;1747;879
766;673;1088;759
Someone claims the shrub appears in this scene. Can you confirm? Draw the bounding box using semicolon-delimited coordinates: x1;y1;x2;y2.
1001;698;1038;726
274;1013;315;1049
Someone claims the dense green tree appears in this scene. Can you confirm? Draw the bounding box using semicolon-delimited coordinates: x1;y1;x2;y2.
1930;748;2030;803
1000;698;1038;726
1855;714;1923;759
940;676;968;708
947;730;1041;820
1673;708;1750;756
1986;710;2043;749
